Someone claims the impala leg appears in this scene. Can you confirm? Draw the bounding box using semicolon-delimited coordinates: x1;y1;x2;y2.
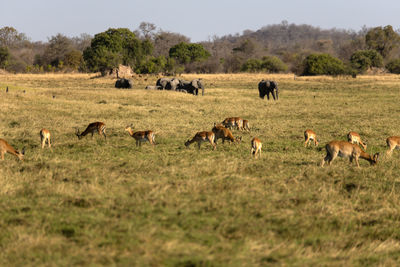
304;137;309;147
1;151;4;160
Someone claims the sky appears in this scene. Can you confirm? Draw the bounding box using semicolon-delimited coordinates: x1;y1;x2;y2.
0;0;399;42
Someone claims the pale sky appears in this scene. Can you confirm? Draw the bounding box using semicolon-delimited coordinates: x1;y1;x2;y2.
0;0;399;42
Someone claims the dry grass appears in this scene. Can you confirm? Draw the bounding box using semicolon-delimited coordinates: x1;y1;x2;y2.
1;73;400;265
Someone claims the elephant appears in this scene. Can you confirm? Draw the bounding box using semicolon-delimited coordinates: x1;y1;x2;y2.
115;78;133;89
178;78;205;95
156;77;181;91
258;80;278;100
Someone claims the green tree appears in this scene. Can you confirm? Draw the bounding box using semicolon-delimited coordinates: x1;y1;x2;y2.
261;56;288;73
350;50;383;73
302;53;346;76
64;50;83;71
169;42;210;64
241;58;262;72
41;34;74;68
386;59;400;74
83;28;152;75
0;46;10;68
365;25;400;58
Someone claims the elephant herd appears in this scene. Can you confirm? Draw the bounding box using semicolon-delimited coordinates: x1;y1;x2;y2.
116;76;279;100
145;77;205;96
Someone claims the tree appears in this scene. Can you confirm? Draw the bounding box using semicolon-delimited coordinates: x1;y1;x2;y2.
169;42;210;64
365;25;400;58
0;26;28;47
83;28;152;75
138;22;157;40
41;34;74;68
153;31;190;57
350;50;383;73
302;53;346;76
386;59;400;74
64;50;83;71
261;56;287;73
0;46;10;68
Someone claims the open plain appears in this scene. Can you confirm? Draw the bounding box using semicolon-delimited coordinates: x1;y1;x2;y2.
1;73;400;265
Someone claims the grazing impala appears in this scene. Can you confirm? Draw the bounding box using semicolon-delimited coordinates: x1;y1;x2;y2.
125;125;156;146
251;137;262;159
347;131;367;150
40;128;51;149
222;117;243;131
0;139;25;161
185;131;216;150
386;136;400;156
212;123;242;144
321;141;379;167
76;122;106;140
242;119;250;131
304;129;318;147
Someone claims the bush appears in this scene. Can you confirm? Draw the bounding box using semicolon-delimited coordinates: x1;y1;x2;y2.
261;56;288;73
302;53;346;76
350;50;383;73
386;59;400;74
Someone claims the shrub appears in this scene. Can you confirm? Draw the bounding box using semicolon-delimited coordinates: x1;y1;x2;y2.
302;53;346;76
350;50;383;73
241;56;287;73
386;59;400;74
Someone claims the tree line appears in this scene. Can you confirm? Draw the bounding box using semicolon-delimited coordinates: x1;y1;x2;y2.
1;21;400;75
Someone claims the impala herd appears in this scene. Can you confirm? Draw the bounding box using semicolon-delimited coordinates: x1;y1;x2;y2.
1;117;400;167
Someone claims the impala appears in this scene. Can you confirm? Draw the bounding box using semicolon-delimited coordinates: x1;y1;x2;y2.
386;136;400;156
243;119;250;131
347;131;367;150
0;139;24;161
40;128;51;149
321;141;379;167
125;125;156;146
212;123;242;144
185;131;216;150
222;117;243;130
76;122;106;140
304;129;318;147
251;137;262;159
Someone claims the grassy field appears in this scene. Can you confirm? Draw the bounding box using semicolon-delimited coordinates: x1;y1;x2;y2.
1;73;400;266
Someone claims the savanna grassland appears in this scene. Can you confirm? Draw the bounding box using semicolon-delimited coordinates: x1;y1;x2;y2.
1;73;400;266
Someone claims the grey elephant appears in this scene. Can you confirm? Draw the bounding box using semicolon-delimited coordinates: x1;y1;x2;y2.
178;78;204;95
258;80;278;100
115;78;133;89
156;77;181;91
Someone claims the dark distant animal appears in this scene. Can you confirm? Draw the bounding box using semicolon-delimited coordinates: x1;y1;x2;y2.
6;87;8;93
178;79;204;95
115;78;133;89
258;80;278;100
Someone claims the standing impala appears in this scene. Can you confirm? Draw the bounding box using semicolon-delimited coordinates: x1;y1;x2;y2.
251;137;262;159
242;120;250;131
40;128;51;149
125;125;156;146
321;141;379;167
222;117;243;131
347;131;367;150
185;131;216;150
304;129;319;147
76;122;106;140
0;139;25;161
386;136;400;156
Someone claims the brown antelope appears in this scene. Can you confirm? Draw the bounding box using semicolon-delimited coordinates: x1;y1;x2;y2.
76;122;106;140
0;139;25;161
40;128;51;149
251;137;262;159
242;119;250;131
321;141;379;167
185;131;216;150
386;136;400;156
222;117;243;131
212;123;242;144
347;131;367;150
125;125;156;146
304;129;318;147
